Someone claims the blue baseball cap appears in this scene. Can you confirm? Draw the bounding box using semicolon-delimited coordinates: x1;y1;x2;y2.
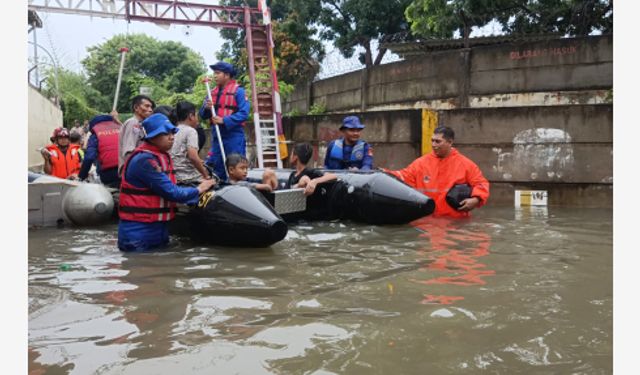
142;113;178;140
341;116;365;130
209;61;237;78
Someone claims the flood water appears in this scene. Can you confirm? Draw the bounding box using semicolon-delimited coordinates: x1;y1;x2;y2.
28;206;612;374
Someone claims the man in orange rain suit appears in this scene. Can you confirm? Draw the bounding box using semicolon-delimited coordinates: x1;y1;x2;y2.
385;126;489;218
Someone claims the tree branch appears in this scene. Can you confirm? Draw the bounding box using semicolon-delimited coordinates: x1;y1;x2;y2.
373;47;387;65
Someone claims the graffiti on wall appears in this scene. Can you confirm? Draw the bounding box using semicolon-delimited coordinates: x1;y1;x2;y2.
509;46;577;60
493;128;575;181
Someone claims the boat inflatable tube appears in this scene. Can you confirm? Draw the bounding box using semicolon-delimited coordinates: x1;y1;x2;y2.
28;172;115;226
247;169;435;225
181;184;288;247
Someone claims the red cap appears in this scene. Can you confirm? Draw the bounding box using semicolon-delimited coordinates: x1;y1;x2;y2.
52;127;70;139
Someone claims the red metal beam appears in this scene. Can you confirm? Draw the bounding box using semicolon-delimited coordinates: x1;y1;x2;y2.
28;0;265;29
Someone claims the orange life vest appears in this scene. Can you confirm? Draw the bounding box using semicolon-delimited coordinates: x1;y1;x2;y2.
45;144;81;179
119;143;177;223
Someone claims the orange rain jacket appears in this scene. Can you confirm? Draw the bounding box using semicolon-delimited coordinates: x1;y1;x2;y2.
386;148;490;218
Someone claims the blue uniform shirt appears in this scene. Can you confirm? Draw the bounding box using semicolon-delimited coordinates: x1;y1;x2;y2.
78;133;98;180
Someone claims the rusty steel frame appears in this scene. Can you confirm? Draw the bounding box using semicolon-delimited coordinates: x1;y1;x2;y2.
27;0;265;29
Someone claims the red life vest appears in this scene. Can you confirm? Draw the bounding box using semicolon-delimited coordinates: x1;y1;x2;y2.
92;120;120;170
45;143;81;179
210;80;244;126
119;142;177;223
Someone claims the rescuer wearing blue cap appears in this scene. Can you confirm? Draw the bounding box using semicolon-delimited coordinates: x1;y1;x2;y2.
199;61;250;180
117;113;216;252
323;115;374;170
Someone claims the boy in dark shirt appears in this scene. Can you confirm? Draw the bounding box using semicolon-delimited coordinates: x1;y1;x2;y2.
287;143;337;196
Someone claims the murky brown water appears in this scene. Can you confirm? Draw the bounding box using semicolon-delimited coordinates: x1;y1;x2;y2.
28;206;612;374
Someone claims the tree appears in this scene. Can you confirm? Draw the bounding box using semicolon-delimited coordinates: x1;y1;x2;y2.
42;67;102;127
82;34;206;113
405;0;613;41
318;0;413;67
495;0;612;36
217;0;324;85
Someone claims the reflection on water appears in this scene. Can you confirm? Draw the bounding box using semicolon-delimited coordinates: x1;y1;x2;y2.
411;216;494;305
28;207;612;374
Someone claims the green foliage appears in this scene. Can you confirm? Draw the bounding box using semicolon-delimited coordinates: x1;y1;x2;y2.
42;67;101;126
406;0;613;40
283;108;302;118
494;0;612;36
82;33;206;113
59;94;100;128
307;103;326;115
318;0;413;66
217;0;324;84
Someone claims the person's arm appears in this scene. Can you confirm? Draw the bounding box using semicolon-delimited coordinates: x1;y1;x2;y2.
199;94;213;120
299;171;338;196
458;162;490;211
360;143;374;171
131;154;201;205
323;142;333;168
220;87;250;130
182;128;209;179
119;121;140;167
383;157;422;188
78;134;98;180
253;183;273;192
110;110;122;125
41;148;52;175
186;146;210;180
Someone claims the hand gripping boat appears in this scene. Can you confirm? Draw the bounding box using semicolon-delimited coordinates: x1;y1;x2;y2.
246;169;435;225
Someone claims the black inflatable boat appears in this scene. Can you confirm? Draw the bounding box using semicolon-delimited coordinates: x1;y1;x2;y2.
247;169;435;225
171;184;289;248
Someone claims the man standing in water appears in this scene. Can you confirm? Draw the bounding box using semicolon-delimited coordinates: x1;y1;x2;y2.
118;95;156;174
385;126;489;218
199;61;250;181
118;113;216;252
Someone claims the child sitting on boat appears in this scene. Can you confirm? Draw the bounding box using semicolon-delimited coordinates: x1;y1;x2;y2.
286;143;337;196
225;153;277;192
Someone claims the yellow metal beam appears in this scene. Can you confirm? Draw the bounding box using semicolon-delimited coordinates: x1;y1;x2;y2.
421;109;437;155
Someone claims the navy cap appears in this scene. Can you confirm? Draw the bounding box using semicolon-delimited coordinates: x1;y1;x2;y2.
341;116;365;130
142;113;178;140
208;61;237;78
88;114;115;131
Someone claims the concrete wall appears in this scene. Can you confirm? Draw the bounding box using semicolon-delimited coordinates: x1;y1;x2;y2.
284;35;612;114
28;85;63;169
282;104;612;207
